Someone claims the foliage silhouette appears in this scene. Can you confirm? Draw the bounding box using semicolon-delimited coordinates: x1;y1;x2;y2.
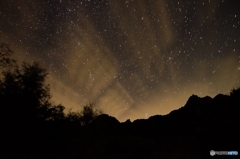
0;61;55;124
80;102;102;126
65;103;102;126
0;44;102;158
0;43;16;69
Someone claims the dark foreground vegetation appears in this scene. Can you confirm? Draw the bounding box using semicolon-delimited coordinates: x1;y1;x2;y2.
0;43;239;159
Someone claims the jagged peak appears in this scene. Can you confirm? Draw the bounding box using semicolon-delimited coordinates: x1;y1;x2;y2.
185;94;200;106
184;94;213;107
93;114;120;124
123;119;131;124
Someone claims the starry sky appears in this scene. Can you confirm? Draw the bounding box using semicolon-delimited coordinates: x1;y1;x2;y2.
1;0;240;122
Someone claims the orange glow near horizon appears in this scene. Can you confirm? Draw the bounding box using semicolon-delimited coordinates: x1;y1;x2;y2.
1;0;240;122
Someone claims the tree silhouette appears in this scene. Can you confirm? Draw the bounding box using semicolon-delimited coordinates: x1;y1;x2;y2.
0;43;103;129
0;43;16;69
66;103;102;126
1;63;47;123
0;45;67;126
80;102;102;125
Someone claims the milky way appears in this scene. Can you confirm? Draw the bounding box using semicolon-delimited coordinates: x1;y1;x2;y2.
1;0;240;121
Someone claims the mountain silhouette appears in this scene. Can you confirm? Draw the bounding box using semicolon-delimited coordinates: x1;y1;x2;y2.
89;91;239;158
1;88;239;159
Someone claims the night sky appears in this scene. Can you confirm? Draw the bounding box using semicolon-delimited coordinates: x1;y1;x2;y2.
1;0;240;122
